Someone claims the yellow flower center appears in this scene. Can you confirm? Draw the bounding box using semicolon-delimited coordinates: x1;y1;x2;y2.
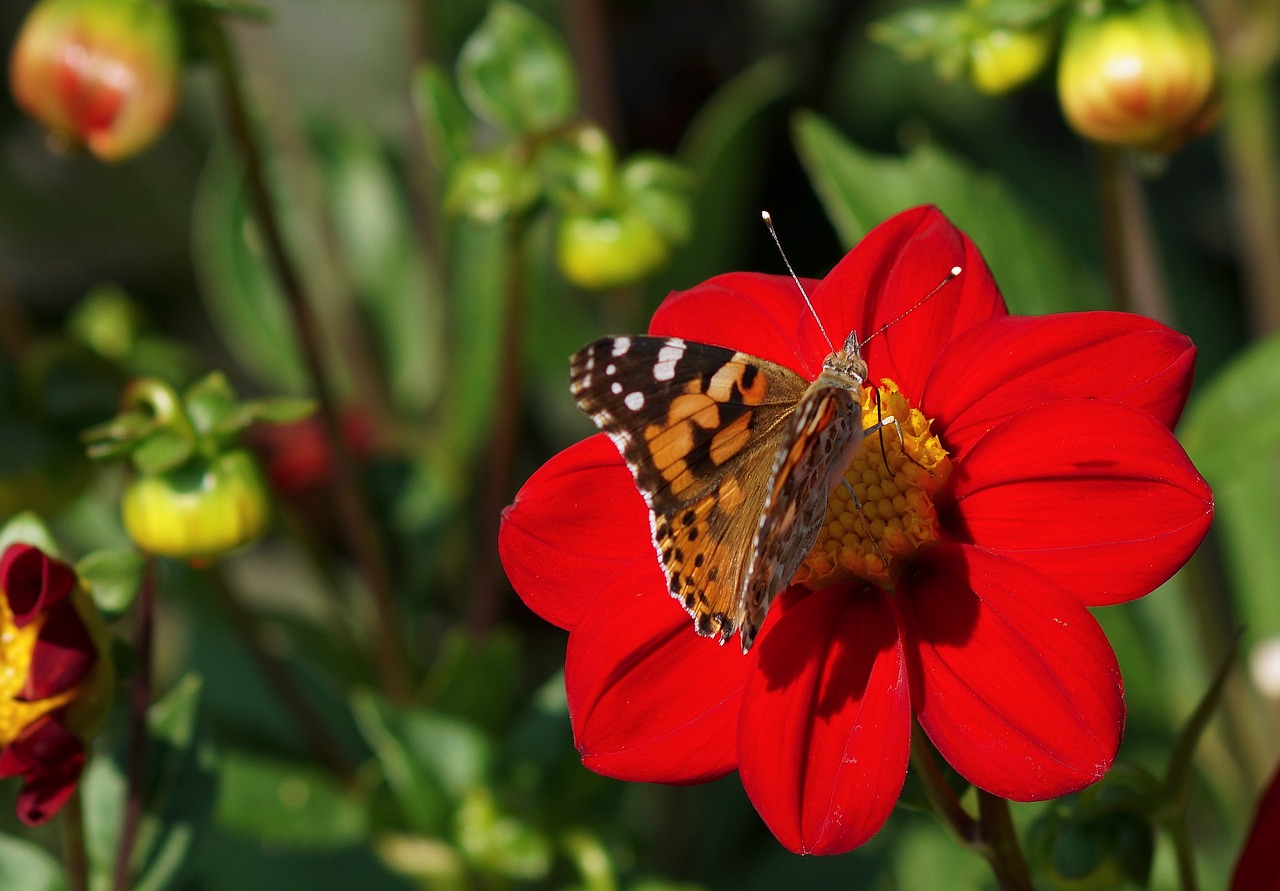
794;381;952;591
0;597;76;747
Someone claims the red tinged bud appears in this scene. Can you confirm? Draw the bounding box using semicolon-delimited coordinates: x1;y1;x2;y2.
10;0;182;161
1058;0;1219;151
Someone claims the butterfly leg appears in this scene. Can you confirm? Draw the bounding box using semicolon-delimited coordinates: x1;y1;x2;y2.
840;478;888;567
864;413;934;477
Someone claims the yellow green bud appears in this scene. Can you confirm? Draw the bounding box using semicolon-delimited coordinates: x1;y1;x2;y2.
1057;0;1219;150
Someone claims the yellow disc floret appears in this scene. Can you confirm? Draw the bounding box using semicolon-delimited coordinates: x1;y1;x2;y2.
794;380;951;591
0;598;75;746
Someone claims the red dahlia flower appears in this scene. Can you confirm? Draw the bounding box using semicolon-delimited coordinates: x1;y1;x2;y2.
1232;760;1280;889
0;543;112;825
499;206;1213;854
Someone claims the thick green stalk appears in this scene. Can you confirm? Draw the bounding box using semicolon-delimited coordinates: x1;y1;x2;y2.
62;787;88;891
112;558;154;891
208;17;412;700
1219;69;1280;334
1096;146;1176;324
910;733;1034;890
471;215;528;636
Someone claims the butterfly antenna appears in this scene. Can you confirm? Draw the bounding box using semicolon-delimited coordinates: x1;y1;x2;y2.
859;266;963;348
762;211;835;353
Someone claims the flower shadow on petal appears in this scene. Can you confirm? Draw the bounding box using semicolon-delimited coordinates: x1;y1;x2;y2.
740;585;911;854
901;546;1124;801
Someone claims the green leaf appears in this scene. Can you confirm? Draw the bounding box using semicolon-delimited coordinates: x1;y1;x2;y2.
76;548;145;615
869;5;965;60
1164;631;1242;814
456;2;577;135
131;429;195;476
793;111;1104;315
440;218;506;461
0;836;66;891
455;788;552;881
413;63;474;171
215;752;369;847
315;126;444;415
0;511;60;557
621;154;693;243
1180;332;1280;640
352;694;493;835
192;148;307;395
82;410;157;453
84;675;211;891
1180;330;1280;484
212;398;316;436
183;372;239;437
537;126;618;211
421;629;522;733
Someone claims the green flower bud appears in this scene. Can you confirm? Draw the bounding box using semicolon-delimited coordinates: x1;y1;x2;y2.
444;151;540;223
9;0;182;161
555;207;671;290
1058;0;1219;150
968;26;1055;95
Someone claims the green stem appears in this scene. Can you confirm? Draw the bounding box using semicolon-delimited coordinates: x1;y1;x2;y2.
112;557;155;891
61;786;88;891
1166;818;1200;891
910;732;977;844
208;17;412;701
470;215;528;637
910;734;1033;891
1218;68;1280;334
977;792;1034;891
1095;146;1176;324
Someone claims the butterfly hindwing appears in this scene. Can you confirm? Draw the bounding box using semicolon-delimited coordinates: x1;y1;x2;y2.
570;335;809;639
739;384;866;649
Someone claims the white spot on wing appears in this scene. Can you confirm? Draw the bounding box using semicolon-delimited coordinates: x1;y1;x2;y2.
625;391;645;411
611;382;623;394
612;337;631;357
654;340;685;382
605;364;616;375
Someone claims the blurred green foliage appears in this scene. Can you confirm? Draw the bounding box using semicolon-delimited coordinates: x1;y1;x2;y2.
0;0;1276;888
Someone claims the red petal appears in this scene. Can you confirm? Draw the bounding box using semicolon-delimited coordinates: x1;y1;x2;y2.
899;546;1124;800
738;585;910;854
1232;759;1280;890
23;599;97;700
942;400;1213;605
499;435;658;630
922;313;1197;458
1;544;76;628
0;714;84;826
648;271;822;375
810;206;1006;399
565;573;750;783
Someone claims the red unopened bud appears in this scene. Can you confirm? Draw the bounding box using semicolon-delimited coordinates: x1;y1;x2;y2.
9;0;182;161
1057;0;1219;151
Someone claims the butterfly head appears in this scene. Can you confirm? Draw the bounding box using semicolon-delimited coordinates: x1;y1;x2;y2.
822;330;868;388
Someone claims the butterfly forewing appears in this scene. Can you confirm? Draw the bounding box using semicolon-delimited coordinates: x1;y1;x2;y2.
569;335;809;640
